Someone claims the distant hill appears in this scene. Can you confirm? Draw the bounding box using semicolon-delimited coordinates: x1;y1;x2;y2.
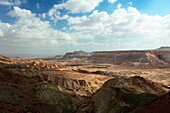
156;47;170;51
60;51;92;60
41;47;170;68
3;54;44;59
88;50;170;68
40;55;63;60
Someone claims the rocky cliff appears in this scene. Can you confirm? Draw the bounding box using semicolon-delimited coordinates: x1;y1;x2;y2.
88;50;170;68
60;51;92;60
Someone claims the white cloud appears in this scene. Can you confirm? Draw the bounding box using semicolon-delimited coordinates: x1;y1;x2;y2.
117;3;122;8
56;0;103;13
128;2;132;6
0;7;76;54
5;7;72;41
0;21;11;37
108;0;117;4
44;0;103;22
66;4;170;49
36;3;40;9
40;6;69;22
7;6;33;18
0;0;27;6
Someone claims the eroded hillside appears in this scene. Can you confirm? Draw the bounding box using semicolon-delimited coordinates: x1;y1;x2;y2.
0;55;169;113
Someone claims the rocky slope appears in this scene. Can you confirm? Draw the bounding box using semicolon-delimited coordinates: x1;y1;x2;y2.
88;51;170;68
0;56;169;113
0;55;15;63
0;56;61;70
87;76;168;113
0;57;107;112
136;91;170;113
0;64;86;113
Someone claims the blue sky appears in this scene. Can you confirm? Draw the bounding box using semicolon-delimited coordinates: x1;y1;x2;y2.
0;0;170;55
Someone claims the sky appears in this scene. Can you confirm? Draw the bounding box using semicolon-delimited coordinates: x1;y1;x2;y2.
0;0;170;55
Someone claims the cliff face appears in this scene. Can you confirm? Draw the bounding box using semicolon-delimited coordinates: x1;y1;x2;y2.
154;51;170;63
89;51;149;64
156;47;170;51
88;51;170;68
51;48;170;68
61;51;92;60
54;49;170;68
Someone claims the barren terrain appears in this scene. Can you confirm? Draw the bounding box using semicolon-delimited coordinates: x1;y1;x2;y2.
0;49;170;113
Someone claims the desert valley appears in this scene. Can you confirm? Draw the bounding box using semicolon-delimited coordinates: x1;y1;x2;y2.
0;0;170;112
0;47;170;113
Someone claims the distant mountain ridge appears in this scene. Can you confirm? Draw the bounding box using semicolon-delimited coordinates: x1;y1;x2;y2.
3;47;170;69
44;47;170;68
60;51;92;60
3;54;47;59
156;46;170;51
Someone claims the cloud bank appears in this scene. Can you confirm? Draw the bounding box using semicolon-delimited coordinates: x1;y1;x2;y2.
0;1;170;54
0;0;27;6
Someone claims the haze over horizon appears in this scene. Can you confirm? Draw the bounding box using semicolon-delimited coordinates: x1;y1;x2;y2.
0;0;170;55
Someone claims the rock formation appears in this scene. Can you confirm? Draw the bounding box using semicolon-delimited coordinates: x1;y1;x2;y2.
60;51;92;60
0;53;170;113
